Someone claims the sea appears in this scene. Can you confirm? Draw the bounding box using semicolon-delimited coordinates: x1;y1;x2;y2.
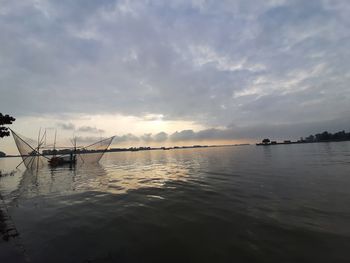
1;142;350;263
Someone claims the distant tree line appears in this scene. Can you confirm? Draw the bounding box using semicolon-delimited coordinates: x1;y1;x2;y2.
304;130;350;142
259;129;350;146
42;148;113;156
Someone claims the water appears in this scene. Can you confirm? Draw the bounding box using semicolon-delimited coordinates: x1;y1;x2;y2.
1;143;350;262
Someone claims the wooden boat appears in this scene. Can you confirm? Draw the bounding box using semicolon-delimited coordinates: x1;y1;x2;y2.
48;153;77;167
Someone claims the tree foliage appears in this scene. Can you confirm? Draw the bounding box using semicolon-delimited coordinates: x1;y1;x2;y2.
0;113;15;138
262;138;270;144
305;130;350;142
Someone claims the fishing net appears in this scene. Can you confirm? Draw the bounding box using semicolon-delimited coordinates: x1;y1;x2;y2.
77;136;115;163
11;129;114;168
11;130;46;169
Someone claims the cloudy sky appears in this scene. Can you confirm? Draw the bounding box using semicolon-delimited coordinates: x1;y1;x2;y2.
1;0;350;153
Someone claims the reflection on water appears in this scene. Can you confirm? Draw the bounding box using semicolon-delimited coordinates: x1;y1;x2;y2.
1;144;350;262
2;152;192;202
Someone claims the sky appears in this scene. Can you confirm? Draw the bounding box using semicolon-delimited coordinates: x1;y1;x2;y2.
1;0;350;154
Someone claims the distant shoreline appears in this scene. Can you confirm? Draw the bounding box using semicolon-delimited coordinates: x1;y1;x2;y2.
256;139;350;146
0;143;250;158
257;130;350;146
2;139;350;158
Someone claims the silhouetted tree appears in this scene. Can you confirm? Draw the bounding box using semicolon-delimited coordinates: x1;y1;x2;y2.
262;138;270;144
0;113;15;138
315;131;332;141
305;130;350;142
333;130;346;140
305;135;315;142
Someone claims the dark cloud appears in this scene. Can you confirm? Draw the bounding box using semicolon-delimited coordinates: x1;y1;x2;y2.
153;132;168;142
111;115;350;144
75;135;108;145
228;116;350;140
169;130;196;141
58;122;75;130
140;133;153;142
114;133;140;143
1;0;350;139
126;132;167;143
77;126;105;133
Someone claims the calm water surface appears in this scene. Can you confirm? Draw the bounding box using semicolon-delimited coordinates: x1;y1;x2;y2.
1;143;350;262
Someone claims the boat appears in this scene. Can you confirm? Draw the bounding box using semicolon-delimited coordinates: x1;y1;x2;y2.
48;153;77;167
47;130;77;167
